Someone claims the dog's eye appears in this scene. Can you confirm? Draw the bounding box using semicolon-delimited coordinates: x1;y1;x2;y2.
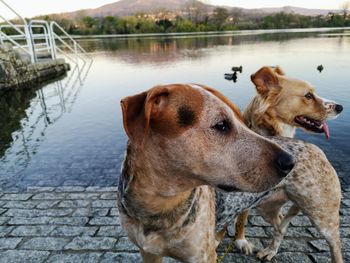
213;120;230;133
305;92;314;100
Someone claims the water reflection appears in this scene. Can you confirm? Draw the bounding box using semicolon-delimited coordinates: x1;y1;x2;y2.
0;28;349;191
78;29;348;65
0;62;92;186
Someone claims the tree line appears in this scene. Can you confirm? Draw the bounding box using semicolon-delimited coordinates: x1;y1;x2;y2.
36;7;350;35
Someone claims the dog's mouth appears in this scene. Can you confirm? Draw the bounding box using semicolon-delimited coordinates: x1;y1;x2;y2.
294;115;330;139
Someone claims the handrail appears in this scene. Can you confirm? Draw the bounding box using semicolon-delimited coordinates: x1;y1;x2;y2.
0;0;93;74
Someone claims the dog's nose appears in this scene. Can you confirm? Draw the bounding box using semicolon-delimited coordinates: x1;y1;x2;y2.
335;104;343;114
275;152;295;177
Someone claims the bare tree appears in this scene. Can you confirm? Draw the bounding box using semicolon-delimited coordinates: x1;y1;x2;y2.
340;1;350;18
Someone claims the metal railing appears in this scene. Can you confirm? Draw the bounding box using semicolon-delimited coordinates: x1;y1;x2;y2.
0;0;92;70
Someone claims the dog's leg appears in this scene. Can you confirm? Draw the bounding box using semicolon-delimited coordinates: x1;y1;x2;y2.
216;226;227;244
257;190;288;228
257;204;300;261
140;249;163;263
234;210;254;255
321;228;343;263
310;212;343;263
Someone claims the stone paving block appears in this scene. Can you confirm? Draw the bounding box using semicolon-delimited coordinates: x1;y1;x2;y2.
58;200;90;208
341;199;350;207
49;217;89;226
115;237;139;252
26;186;55;193
271;252;313;262
20;237;70;250
218;253;261;263
340;227;350;238
1;193;32;201
89;216;120;226
265;226;313;238
0;217;10;225
0;250;50;263
110;208;119;216
72;208;109;217
100;252;141;263
290;216;312;227
0;226;14;237
4;208;73;217
101;192;116;200
275;239;314;253
10;225;55;236
248;216;270;227
46;252;102;263
340;216;350;226
3;201;37;209
309;253;331;263
55;186;85;192
50;226;97;237
36;200;60;209
32;192;66;200
97;226;126;237
0;237;22;249
8;217;51;225
86;187;118;192
341;238;350;251
91;200;117;208
307;227;323;238
227;225;267;238
65;236;117;250
309;239;329;252
65;193;101;200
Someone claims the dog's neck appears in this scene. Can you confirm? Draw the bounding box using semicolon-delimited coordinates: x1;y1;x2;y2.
118;143;200;232
243;96;296;138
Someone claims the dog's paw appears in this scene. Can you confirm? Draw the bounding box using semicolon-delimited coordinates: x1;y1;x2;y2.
256;247;277;261
235;239;254;255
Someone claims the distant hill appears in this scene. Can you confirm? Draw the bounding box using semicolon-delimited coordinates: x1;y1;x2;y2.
54;0;339;18
253;6;339;16
65;0;211;18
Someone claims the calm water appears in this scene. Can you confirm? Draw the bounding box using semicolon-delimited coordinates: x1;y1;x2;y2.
1;28;350;191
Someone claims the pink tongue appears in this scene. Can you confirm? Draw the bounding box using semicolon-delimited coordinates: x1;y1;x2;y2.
322;122;330;140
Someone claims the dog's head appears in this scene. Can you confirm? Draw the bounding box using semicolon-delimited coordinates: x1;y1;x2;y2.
251;66;343;139
121;84;294;194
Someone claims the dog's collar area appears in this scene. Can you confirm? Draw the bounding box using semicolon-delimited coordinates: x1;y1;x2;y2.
118;176;200;235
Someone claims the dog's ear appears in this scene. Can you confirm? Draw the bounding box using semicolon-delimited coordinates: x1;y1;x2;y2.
274;66;285;75
251;67;279;94
121;86;169;147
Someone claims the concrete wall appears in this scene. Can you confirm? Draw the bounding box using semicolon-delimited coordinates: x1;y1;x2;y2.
0;44;70;92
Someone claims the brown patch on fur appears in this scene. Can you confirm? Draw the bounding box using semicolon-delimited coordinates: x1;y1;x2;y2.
121;84;204;146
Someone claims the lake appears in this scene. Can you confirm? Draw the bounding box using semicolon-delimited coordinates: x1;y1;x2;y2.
1;28;349;191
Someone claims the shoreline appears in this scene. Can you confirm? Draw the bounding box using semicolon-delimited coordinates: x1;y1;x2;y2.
69;27;350;40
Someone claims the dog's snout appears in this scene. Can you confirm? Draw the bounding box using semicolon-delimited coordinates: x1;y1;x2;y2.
335;104;343;114
275;152;295;177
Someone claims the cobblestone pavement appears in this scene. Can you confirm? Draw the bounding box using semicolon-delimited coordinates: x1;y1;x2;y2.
0;186;348;263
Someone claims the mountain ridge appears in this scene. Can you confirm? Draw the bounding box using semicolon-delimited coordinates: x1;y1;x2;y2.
51;0;340;18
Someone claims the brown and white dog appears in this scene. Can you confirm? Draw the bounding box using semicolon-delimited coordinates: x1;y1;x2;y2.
117;84;294;263
233;66;343;262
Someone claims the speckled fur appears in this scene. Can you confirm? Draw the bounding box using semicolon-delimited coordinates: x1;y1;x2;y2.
117;84;291;263
234;66;343;262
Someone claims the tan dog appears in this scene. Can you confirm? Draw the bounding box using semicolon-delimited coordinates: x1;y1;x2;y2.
117;84;294;263
233;66;343;262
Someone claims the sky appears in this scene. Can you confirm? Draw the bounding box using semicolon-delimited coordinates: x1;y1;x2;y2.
1;0;345;18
